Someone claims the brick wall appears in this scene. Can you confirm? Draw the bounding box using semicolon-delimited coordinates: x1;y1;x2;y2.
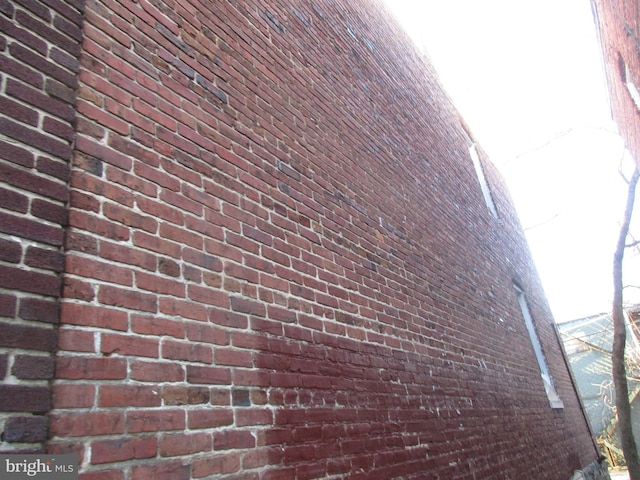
1;0;601;477
592;0;640;167
0;0;83;452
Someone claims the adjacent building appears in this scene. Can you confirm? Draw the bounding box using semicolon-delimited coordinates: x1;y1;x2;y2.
558;307;640;467
591;0;640;167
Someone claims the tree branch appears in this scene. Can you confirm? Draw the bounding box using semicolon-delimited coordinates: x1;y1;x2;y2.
612;166;640;479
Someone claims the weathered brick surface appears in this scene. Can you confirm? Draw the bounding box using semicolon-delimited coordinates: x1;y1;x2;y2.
1;415;49;443
1;0;600;476
0;0;82;453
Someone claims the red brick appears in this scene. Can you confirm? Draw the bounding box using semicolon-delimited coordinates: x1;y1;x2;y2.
132;98;176;132
18;297;59;323
250;318;283;337
213;430;255;450
0;186;29;214
68;210;129;241
186;365;231;385
225;261;260;284
230;296;266;317
136;197;184;225
188;408;233;430
0;264;61;296
0;293;17;317
58;328;95;352
161;386;210;406
51;411;124;437
77;99;129;135
159;431;212;457
133;231;181;258
210;308;248;329
158;257;181;277
103;202;158;233
134;160;179;189
233;369;270;389
24;245;65;272
91;436;157;464
187;284;229;307
126;409;185;433
52;384;95;409
182;247;222;271
0;138;35;166
0;116;71;158
0;353;7;379
135;270;185;297
3;415;49;443
0;385;50;413
77;470;123;480
130;360;185;382
98;284;157;313
0;322;58;351
183;183;221;210
17;10;78;55
65;230;98;254
74;135;131;170
191;452;240;478
131;314;185;339
59;303;128;331
215;348;253;367
267;304;297;323
56;356;126;380
62;276;95;301
159;297;208;321
99;241;157;271
106;164;157;197
98;385;162;407
130;460;190;480
100;332;159;358
185;322;229;346
12;354;55;379
235;408;273;427
242;446;283;470
36;156;70;181
76;112;106;139
6;77;74;121
159;188;204;217
66;254;133;286
46;440;85;458
260;467;296;480
42;115;75;143
161;339;212;363
225;231;259;254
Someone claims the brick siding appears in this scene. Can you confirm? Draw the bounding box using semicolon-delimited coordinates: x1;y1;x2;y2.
592;0;640;167
0;0;83;452
1;0;601;477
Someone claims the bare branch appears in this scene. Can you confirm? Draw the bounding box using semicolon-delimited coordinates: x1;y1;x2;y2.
612;166;640;478
626;233;640;250
524;213;561;232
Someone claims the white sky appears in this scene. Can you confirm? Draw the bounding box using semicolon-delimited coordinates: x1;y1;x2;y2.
384;0;640;322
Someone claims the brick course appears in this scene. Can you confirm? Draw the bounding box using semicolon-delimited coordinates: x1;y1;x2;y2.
1;0;604;477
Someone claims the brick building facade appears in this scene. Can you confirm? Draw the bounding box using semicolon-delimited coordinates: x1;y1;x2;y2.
1;0;605;478
592;0;640;166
